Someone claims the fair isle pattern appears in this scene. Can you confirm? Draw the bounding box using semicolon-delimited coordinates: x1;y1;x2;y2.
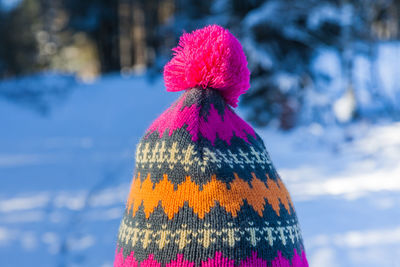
146;95;256;145
115;24;308;266
118;219;303;250
115;85;308;266
114;249;308;267
135;141;273;172
127;172;294;219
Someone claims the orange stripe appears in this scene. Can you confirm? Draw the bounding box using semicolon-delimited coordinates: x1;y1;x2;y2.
127;172;294;219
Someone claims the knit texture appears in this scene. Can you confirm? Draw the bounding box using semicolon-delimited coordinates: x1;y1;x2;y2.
114;25;308;267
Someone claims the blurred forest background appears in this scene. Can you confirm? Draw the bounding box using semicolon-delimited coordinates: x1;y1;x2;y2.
1;1;400;266
1;0;399;129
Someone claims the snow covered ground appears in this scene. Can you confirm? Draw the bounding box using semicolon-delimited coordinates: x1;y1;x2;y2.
0;74;399;267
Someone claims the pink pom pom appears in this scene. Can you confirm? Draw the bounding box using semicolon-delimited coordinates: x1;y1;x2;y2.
163;25;250;108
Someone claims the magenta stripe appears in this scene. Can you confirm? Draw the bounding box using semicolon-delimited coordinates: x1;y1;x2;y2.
146;96;256;145
114;249;308;267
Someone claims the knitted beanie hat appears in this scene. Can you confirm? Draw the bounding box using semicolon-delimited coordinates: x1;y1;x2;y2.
114;25;308;267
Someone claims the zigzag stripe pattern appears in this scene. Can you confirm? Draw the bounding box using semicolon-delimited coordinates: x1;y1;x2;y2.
127;172;294;219
146;96;256;145
114;249;309;267
115;29;309;266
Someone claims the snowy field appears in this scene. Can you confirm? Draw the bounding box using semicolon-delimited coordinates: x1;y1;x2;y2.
1;74;400;267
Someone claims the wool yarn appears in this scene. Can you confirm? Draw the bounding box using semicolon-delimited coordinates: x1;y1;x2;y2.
114;25;308;267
